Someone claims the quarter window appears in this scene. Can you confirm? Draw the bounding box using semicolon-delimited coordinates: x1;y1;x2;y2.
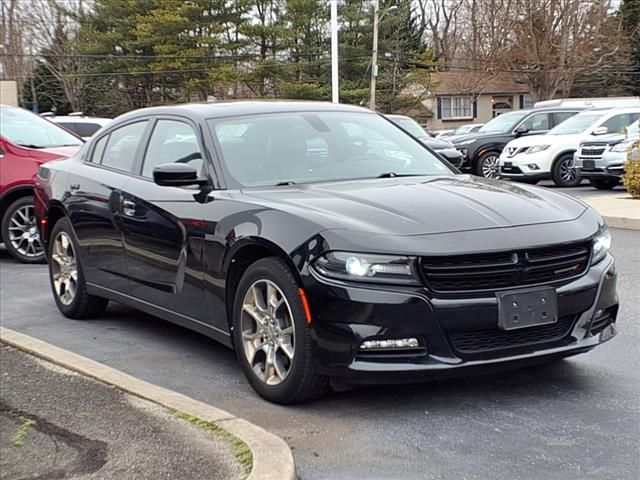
101;121;148;172
90;135;108;163
141;120;203;178
441;97;473;119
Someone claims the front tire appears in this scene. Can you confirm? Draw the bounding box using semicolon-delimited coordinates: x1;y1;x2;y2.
475;152;501;179
232;257;329;404
1;196;45;264
589;178;618;190
552;154;581;187
48;217;108;319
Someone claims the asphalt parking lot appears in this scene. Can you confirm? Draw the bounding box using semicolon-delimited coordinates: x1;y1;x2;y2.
1;217;638;478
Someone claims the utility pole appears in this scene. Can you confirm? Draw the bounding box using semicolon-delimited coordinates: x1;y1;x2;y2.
369;2;397;111
330;0;339;103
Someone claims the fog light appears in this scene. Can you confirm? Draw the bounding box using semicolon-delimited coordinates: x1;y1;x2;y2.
527;164;540;170
360;338;420;350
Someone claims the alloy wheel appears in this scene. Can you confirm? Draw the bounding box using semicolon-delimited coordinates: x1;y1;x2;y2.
50;232;78;306
481;155;500;178
559;158;577;183
240;280;295;386
7;205;43;259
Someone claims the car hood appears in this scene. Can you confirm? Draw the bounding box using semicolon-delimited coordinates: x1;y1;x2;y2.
505;133;583;148
451;131;508;145
241;175;587;236
421;137;454;149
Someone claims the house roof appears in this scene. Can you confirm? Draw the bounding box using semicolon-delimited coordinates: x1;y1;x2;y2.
430;71;530;96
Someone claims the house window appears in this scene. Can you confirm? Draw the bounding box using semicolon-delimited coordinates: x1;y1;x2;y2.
522;95;533;109
441;97;473;119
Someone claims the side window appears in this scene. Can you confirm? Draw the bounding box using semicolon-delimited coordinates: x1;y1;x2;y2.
141;120;203;178
552;111;576;127
520;113;550;132
601;114;630;134
102;121;148;172
90;134;108;163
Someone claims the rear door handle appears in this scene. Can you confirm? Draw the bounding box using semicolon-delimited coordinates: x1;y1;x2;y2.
122;199;136;217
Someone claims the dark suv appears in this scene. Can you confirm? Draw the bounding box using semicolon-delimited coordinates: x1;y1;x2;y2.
452;108;583;178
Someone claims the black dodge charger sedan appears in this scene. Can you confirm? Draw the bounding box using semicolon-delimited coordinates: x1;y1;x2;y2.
34;102;618;404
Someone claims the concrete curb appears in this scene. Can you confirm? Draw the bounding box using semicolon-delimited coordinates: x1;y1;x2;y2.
582;195;640;231
0;327;296;480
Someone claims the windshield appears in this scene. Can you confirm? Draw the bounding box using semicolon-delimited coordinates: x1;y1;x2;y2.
479;112;529;134
548;113;605;135
208;112;453;188
389;117;430;140
0;107;83;148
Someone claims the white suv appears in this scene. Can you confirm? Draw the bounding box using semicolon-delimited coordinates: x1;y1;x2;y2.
499;108;640;186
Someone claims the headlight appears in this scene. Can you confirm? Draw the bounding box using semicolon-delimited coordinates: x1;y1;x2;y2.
592;229;612;265
455;138;476;146
526;145;551;154
610;141;632;153
313;252;419;285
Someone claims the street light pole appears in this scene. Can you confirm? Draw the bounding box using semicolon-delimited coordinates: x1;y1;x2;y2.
369;2;397;111
330;0;339;104
369;1;380;111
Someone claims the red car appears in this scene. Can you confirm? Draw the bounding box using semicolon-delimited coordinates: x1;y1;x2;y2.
0;105;83;263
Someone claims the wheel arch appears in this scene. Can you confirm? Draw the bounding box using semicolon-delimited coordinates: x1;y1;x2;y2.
0;186;34;234
43;201;70;251
223;237;303;331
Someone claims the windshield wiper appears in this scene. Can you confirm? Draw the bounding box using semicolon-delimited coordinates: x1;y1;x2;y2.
274;181;296;186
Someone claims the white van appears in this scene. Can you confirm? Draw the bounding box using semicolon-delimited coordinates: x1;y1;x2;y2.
499;107;640;186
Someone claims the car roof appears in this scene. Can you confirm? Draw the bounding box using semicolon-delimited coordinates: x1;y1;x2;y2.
52;116;111;123
572;107;640;116
114;101;372;123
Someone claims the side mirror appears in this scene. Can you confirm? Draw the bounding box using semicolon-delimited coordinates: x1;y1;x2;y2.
153;163;208;187
592;126;608;136
514;125;529;135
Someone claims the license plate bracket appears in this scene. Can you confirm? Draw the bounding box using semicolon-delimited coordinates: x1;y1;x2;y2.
583;160;595;170
497;287;558;331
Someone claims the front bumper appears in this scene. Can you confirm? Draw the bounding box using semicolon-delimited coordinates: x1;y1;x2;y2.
435;148;464;168
574;157;624;180
499;152;551;180
305;255;618;383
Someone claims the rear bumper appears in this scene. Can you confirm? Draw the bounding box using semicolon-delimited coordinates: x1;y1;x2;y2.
307;255;618;384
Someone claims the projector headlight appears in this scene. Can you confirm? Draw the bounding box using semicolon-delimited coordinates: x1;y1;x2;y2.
592;229;612;265
313;252;419;285
610;141;632;153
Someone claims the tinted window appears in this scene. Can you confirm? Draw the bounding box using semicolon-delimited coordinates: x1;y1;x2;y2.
552;111;577;126
90;135;108;163
0;107;82;148
520;112;550;131
102;121;147;172
142;120;203;178
73;123;103;138
602;113;640;134
209;112;451;188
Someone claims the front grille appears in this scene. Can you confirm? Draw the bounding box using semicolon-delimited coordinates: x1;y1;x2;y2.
449;315;576;354
421;242;590;292
580;143;607;158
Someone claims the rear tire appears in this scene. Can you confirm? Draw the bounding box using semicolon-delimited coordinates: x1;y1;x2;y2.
48;217;108;319
589;178;618;190
552;154;581;187
1;196;45;264
232;257;329;404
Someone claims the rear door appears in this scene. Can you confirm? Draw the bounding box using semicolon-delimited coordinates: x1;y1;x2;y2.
66;120;149;293
118;117;208;321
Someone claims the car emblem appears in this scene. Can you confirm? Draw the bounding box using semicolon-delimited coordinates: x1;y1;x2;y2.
507;147;517;156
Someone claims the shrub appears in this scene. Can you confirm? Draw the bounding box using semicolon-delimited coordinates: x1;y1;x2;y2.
622;140;640;199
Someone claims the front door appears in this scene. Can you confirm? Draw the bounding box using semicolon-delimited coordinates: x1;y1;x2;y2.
119;118;208;322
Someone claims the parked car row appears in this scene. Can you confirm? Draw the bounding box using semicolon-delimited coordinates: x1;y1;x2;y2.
42;112;112;140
